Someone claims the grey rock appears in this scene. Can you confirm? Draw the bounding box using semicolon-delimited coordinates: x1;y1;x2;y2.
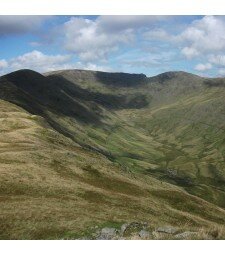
139;230;151;239
166;168;178;177
156;226;178;234
175;231;197;239
120;223;129;235
98;227;118;240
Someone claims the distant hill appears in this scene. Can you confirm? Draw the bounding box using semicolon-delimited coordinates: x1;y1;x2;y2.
0;68;225;239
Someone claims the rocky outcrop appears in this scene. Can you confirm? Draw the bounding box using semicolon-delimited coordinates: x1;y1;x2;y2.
79;222;202;240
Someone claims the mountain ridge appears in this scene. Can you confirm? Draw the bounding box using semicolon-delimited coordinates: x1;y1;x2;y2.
44;68;202;79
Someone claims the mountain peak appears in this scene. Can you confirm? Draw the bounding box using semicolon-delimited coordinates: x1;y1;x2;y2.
2;69;43;79
148;71;202;83
1;69;48;90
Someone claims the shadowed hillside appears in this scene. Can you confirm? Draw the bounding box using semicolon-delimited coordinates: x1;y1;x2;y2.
0;68;225;239
44;69;225;208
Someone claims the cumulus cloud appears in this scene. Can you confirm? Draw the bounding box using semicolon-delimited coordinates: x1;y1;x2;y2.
194;63;212;72
178;16;225;59
2;15;225;77
61;16;170;63
63;17;135;62
0;16;51;36
181;47;199;59
0;50;113;75
9;50;71;72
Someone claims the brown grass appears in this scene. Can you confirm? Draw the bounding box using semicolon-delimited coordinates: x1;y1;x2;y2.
0;100;225;239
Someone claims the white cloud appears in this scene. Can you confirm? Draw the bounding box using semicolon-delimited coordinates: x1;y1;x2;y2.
0;50;113;75
9;50;71;72
181;47;199;59
0;16;51;35
61;16;170;63
178;16;225;59
59;15;225;75
0;59;8;69
194;63;212;72
2;15;225;77
63;17;135;62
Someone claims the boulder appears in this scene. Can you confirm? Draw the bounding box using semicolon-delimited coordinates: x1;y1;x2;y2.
156;226;178;234
120;223;129;235
98;227;118;240
139;230;151;239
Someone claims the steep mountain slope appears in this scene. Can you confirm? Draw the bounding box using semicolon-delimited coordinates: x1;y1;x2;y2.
0;69;225;239
44;69;225;208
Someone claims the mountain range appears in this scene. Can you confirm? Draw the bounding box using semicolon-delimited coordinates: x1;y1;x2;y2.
0;68;225;239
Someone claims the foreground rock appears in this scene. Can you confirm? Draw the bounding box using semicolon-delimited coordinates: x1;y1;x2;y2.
120;223;129;235
156;226;178;234
97;228;118;240
85;222;204;240
139;230;151;239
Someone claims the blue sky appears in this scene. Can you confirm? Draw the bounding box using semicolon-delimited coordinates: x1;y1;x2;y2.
1;15;225;77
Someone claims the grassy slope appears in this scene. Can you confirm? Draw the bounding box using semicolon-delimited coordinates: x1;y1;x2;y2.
44;70;225;208
0;99;225;239
0;70;225;239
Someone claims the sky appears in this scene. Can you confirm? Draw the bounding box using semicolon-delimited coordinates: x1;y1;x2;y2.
1;15;225;77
